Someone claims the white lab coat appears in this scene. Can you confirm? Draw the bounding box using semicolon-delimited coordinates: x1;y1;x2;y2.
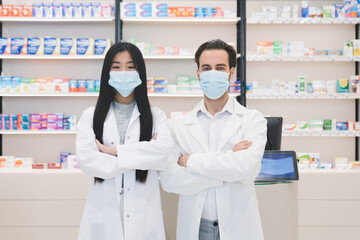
76;103;172;240
160;97;267;240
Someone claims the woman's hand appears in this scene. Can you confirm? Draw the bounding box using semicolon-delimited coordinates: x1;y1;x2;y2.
95;139;118;156
232;140;252;152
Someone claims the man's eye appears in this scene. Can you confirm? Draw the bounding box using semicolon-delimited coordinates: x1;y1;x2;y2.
217;67;225;71
203;68;210;71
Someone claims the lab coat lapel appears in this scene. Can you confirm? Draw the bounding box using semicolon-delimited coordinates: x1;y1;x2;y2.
217;113;242;151
104;104;120;145
183;101;209;152
188;118;209;152
217;97;246;151
127;103;140;129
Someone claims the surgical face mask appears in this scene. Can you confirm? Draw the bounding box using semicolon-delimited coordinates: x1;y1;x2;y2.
108;71;142;97
199;70;230;100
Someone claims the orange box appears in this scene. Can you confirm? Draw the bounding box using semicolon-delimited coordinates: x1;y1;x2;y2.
212;7;223;17
176;7;186;17
22;6;33;17
12;5;22;17
3;5;13;16
185;7;195;17
168;7;177;17
0;6;3;17
157;46;165;55
257;41;273;47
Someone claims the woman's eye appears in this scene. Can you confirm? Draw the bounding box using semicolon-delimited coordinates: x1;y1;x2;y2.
128;66;136;70
112;66;120;69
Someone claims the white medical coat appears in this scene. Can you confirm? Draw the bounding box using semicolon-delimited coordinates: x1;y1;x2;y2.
76;104;172;240
160;97;267;240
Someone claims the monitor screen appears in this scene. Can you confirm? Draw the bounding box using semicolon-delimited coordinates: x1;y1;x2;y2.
256;150;299;182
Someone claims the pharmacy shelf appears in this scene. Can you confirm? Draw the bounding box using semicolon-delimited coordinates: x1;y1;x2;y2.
247;17;360;25
122;17;239;23
247;55;355;62
0;169;83;174
247;93;358;100
283;132;359;137
0;93;239;98
0;130;76;135
0;55;105;60
143;55;194;60
148;93;239;97
0;17;115;22
0;93;99;97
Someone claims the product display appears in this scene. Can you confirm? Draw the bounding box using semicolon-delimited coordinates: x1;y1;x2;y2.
0;113;76;131
283;118;360;136
0;37;111;56
246;75;360;97
146;75;240;94
0;76;100;93
0;3;113;18
250;0;360;21
121;2;235;18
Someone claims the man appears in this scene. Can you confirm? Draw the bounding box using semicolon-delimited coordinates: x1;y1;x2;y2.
160;39;267;240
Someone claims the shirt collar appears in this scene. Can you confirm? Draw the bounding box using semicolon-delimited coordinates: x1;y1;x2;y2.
198;96;233;118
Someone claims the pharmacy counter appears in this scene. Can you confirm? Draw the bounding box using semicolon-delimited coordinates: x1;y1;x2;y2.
0;170;298;240
298;169;360;240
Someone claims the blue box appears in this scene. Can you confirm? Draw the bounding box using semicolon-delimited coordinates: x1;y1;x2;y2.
195;7;203;17
336;122;348;131
11;114;18;130
0;38;10;54
2;114;10;130
86;80;95;92
94;39;110;55
11;38;27;55
27;37;43;55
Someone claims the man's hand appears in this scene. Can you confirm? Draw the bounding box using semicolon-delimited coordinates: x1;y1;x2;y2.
232;140;252;152
95;139;117;156
178;155;190;168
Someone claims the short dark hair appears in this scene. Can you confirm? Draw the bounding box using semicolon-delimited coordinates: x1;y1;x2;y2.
195;39;237;69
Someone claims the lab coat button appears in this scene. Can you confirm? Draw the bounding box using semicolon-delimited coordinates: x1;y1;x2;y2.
127;136;130;139
127;214;130;218
213;222;218;227
127;188;130;191
111;142;114;145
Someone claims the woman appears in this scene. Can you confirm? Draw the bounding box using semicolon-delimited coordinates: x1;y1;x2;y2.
76;42;172;240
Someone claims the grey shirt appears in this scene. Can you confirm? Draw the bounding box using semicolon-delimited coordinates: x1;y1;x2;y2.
112;100;135;230
113;100;136;145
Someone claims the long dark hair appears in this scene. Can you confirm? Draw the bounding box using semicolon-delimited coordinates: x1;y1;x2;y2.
93;42;153;184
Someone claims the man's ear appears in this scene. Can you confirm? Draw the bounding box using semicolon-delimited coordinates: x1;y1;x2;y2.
229;67;236;81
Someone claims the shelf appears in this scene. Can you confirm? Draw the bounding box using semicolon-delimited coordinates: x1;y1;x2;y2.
0;93;99;97
148;93;239;97
0;130;76;135
0;169;83;174
247;55;354;62
143;55;194;60
0;93;239;98
247;17;360;25
283;132;359;137
122;17;239;23
0;55;105;60
0;17;115;22
247;93;358;100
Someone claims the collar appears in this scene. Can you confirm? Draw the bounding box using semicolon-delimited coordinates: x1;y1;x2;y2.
183;96;247;124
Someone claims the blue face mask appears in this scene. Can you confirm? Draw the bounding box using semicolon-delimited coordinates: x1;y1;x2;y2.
199;70;230;100
108;71;142;97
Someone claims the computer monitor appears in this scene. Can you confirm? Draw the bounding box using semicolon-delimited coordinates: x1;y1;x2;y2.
265;117;283;150
256;150;299;182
